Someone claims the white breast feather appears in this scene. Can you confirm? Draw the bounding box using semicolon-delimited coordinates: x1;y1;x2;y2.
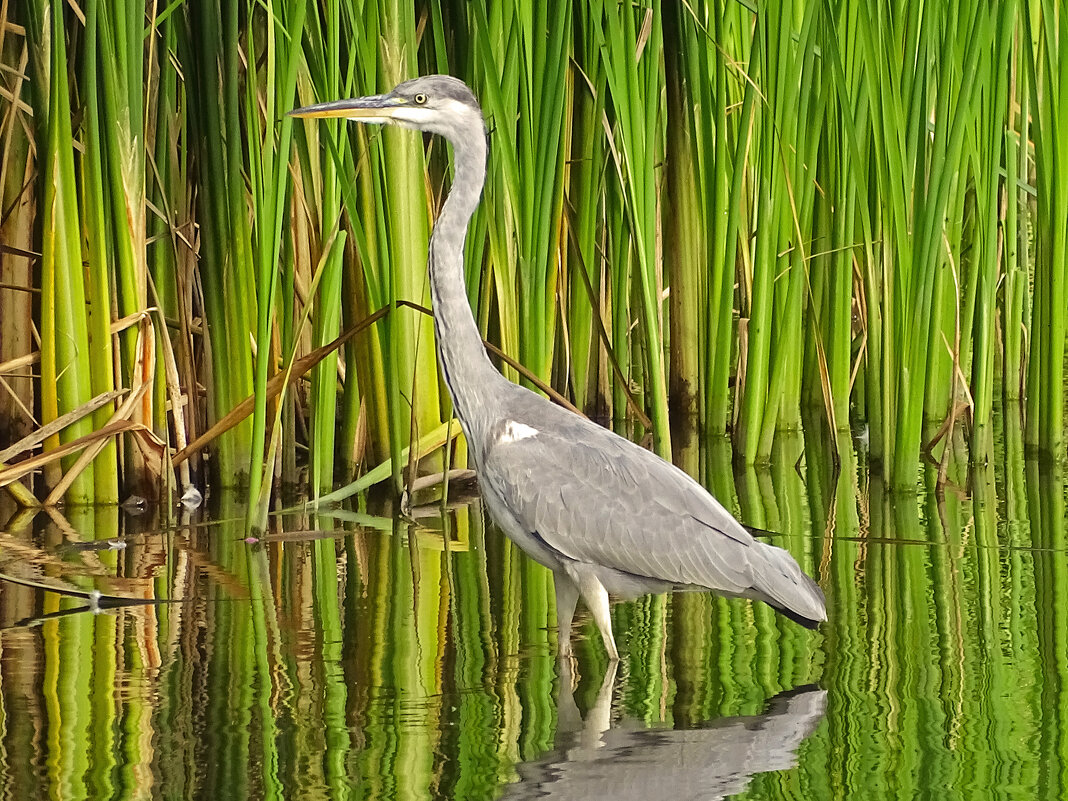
499;421;538;443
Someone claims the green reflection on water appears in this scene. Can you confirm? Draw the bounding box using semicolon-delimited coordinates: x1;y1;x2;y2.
0;417;1065;800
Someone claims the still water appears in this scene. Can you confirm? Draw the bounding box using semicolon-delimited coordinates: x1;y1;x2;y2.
0;416;1064;800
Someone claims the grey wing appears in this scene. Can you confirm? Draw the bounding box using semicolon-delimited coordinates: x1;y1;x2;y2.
480;414;761;597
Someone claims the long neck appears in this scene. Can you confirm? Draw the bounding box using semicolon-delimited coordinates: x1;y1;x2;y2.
429;126;501;437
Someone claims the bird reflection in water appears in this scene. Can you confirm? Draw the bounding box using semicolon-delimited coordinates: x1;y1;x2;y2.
502;661;827;800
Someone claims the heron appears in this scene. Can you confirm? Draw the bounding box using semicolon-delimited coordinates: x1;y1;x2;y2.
290;75;826;660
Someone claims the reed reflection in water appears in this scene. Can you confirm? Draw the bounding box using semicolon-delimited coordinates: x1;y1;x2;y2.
0;411;1064;799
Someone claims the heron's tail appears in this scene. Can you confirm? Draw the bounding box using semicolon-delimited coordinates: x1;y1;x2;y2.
748;541;827;629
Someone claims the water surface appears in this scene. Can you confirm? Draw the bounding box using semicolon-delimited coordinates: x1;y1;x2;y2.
0;419;1064;799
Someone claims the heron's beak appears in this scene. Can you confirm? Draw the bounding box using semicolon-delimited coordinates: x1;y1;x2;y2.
288;95;402;124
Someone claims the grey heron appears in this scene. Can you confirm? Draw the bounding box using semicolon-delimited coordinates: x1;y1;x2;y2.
291;75;827;660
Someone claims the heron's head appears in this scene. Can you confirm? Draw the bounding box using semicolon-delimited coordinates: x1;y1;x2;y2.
289;75;484;141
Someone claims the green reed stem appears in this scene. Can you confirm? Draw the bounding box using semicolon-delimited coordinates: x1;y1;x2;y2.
25;0;95;503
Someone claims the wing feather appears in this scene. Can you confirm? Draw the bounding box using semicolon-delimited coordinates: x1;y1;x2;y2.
481;409;760;597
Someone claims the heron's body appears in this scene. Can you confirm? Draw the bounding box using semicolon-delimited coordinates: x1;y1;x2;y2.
292;75;826;659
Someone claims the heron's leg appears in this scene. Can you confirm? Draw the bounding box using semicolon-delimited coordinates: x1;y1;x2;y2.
575;572;619;661
553;571;579;659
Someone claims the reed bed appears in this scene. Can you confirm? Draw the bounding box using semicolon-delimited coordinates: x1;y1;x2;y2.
0;0;1064;508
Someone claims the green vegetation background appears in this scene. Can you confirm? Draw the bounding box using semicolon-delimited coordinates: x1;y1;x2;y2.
0;0;1064;513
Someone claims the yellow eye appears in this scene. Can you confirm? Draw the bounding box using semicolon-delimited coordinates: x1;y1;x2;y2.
414;93;428;105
